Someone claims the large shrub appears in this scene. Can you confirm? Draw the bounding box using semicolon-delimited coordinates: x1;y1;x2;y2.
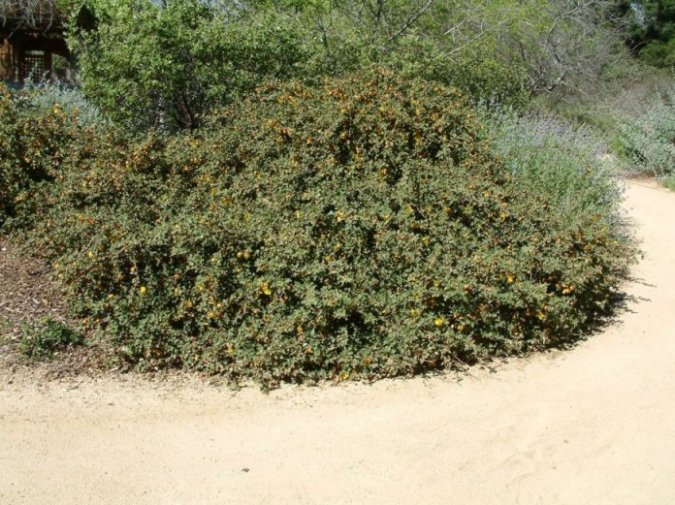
11;70;633;385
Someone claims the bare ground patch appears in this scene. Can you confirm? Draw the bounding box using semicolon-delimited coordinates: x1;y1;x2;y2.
0;236;105;380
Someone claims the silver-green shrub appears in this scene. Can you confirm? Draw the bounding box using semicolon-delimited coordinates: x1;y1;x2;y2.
618;85;675;177
21;81;106;128
485;109;622;217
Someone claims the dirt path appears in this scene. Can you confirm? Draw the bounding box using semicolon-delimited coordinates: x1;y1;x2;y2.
1;181;674;505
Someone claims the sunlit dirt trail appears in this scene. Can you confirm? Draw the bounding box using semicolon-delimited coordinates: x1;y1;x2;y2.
1;180;674;505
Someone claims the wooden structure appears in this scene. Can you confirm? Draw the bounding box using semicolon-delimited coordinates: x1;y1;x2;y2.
0;1;73;84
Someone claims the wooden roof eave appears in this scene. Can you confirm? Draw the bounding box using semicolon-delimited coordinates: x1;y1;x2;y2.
0;19;64;39
0;3;63;36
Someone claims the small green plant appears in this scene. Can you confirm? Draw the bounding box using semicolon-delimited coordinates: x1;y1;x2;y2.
0;316;11;337
663;175;675;191
19;318;84;359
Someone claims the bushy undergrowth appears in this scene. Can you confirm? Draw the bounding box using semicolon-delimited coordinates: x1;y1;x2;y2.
0;72;635;385
618;84;675;177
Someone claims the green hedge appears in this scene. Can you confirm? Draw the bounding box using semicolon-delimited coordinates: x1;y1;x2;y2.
0;72;635;385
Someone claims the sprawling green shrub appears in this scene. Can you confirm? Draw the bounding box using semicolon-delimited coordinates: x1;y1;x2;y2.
618;84;675;176
11;70;633;385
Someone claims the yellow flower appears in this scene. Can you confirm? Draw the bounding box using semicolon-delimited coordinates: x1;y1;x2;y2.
260;282;272;296
434;317;445;327
139;286;147;295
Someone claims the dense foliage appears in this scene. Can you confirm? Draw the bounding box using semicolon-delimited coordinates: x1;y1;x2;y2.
0;72;635;385
2;1;652;385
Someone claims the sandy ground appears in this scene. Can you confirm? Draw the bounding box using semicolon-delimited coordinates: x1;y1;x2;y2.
1;180;674;505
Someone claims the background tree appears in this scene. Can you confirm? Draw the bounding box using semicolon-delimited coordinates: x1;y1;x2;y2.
68;0;319;130
616;0;675;67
